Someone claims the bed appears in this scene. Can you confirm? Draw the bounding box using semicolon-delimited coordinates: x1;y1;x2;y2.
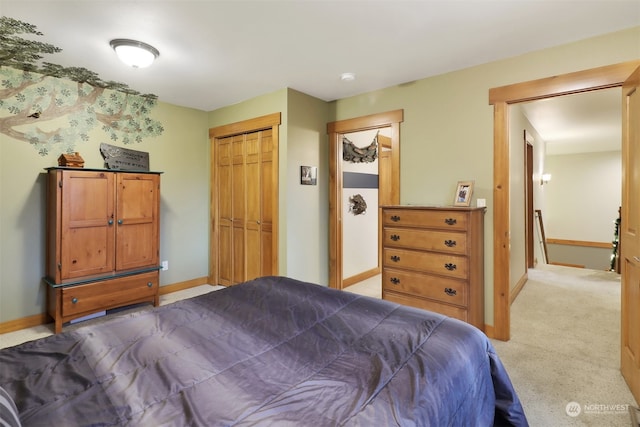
0;276;528;426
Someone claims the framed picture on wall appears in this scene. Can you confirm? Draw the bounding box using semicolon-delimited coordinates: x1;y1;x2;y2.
300;166;317;185
454;180;474;206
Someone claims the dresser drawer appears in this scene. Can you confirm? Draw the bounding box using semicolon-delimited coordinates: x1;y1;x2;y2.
383;290;468;322
383;227;467;254
61;271;158;317
382;268;467;306
383;248;468;279
383;209;468;230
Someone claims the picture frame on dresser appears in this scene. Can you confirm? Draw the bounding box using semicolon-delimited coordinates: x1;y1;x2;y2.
454;180;474;206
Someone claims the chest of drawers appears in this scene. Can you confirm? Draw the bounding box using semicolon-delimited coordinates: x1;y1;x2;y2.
381;206;486;330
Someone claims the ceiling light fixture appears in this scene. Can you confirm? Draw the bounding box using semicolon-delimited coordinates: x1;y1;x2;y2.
110;39;159;68
341;72;356;82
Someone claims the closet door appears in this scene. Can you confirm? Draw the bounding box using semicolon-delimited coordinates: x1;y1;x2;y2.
216;130;273;285
258;129;273;277
217;136;234;286
211;113;280;286
231;134;246;284
246;129;273;280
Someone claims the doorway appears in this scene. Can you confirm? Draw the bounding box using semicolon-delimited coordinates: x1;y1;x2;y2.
327;110;403;290
489;60;640;341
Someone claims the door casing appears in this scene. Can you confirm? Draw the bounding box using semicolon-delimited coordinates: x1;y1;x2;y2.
327;110;403;290
489;60;640;341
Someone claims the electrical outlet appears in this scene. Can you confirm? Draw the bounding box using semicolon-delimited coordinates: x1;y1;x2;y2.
161;260;169;271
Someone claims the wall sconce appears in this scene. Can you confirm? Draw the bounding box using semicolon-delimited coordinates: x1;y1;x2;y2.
110;39;159;68
541;173;552;185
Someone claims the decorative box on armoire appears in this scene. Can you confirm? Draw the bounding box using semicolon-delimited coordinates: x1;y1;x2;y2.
381;206;486;330
44;167;162;333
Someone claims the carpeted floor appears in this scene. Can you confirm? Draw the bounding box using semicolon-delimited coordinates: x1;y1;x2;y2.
491;264;638;427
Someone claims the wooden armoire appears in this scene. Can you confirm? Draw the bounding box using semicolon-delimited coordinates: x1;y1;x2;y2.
44;167;161;333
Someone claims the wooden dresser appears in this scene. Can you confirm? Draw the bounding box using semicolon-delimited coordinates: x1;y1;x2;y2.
44;168;162;333
381;206;486;330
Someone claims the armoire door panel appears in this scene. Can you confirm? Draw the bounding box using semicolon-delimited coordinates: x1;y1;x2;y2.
60;171;114;279
62;227;113;279
116;174;159;271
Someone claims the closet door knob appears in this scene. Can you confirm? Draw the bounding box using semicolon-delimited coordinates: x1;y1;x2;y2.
117;219;123;225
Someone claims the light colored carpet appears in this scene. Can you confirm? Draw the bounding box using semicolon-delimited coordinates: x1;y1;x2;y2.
0;284;222;349
491;264;638;427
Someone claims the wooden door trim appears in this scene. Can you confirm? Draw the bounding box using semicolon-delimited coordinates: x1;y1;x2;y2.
489;60;640;341
327;109;403;290
208;113;281;285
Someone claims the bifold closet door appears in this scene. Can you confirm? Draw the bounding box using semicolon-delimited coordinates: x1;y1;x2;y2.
217;130;272;286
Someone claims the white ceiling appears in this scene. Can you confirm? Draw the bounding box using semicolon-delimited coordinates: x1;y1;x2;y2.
520;88;623;155
3;1;639;151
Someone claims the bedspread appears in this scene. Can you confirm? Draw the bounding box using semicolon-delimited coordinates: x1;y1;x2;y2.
0;276;527;426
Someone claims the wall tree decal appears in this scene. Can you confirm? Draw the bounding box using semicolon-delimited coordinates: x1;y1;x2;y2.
0;17;164;156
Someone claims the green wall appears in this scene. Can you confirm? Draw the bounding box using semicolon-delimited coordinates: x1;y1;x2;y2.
1;26;638;327
207;88;331;285
331;26;639;324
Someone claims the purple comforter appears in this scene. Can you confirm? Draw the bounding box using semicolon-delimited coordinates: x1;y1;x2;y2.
0;276;527;426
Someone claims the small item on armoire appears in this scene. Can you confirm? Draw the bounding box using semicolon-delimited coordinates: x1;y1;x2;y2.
57;152;84;168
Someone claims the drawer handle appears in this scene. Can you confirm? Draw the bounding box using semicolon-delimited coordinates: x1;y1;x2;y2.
147;282;153;288
391;255;401;262
390;234;400;241
444;263;457;271
390;215;401;222
71;297;78;304
444;287;457;296
444;239;457;247
390;277;400;285
444;218;457;225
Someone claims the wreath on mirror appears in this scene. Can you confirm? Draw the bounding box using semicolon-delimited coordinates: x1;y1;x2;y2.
343;132;378;163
